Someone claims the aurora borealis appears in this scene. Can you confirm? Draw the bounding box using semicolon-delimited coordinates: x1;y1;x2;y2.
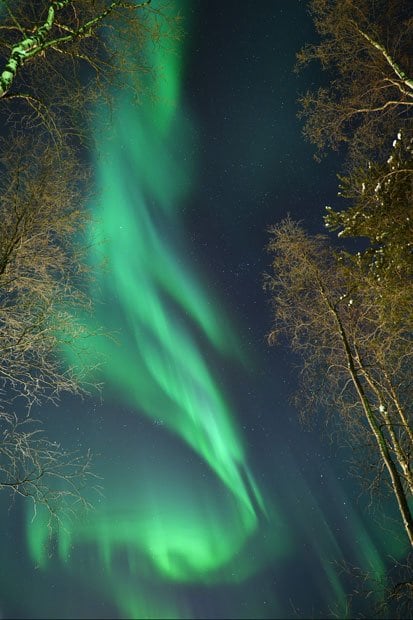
25;1;277;606
0;1;409;618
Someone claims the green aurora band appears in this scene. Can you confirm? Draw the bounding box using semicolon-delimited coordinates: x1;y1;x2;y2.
22;2;404;618
82;1;263;517
26;1;285;616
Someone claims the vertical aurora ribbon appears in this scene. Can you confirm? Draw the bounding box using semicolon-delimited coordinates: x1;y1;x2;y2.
26;2;280;616
22;3;397;618
83;0;265;521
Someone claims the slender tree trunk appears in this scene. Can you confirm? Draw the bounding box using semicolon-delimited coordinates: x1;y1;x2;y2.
0;1;71;98
350;380;413;545
354;355;413;495
385;371;413;447
353;23;413;93
381;408;413;495
321;288;413;546
0;0;150;98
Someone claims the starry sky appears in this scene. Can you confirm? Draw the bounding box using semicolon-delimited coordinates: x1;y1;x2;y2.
0;1;409;618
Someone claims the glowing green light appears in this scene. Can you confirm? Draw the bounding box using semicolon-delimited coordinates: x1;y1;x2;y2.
26;3;280;613
58;0;264;520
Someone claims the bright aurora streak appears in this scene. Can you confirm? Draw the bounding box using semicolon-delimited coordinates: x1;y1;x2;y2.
13;1;408;618
26;1;285;616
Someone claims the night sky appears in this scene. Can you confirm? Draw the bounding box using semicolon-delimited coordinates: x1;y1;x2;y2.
0;1;408;618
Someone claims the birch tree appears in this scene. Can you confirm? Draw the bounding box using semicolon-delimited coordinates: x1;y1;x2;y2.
0;410;97;526
324;131;413;282
0;0;170;142
0;134;97;407
0;1;176;516
265;219;413;546
297;0;413;162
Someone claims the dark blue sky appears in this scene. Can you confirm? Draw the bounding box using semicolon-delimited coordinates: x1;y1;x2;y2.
0;2;406;619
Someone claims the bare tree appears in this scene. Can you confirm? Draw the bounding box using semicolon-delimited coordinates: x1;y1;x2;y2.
297;0;413;163
0;135;99;406
324;131;413;282
0;2;179;516
265;219;413;546
0;130;101;518
0;410;99;527
0;0;177;142
331;554;413;619
285;2;413;610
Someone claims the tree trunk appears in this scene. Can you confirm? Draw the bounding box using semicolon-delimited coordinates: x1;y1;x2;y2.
354;354;413;496
322;289;413;546
0;2;71;98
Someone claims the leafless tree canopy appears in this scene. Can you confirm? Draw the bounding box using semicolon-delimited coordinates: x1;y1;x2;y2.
265;1;413;613
0;1;179;142
265;219;413;546
0;410;99;527
0;135;97;408
0;2;179;518
325;132;413;281
297;0;413;163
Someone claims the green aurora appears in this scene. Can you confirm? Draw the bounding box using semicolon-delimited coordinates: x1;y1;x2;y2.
18;2;406;618
26;2;286;616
